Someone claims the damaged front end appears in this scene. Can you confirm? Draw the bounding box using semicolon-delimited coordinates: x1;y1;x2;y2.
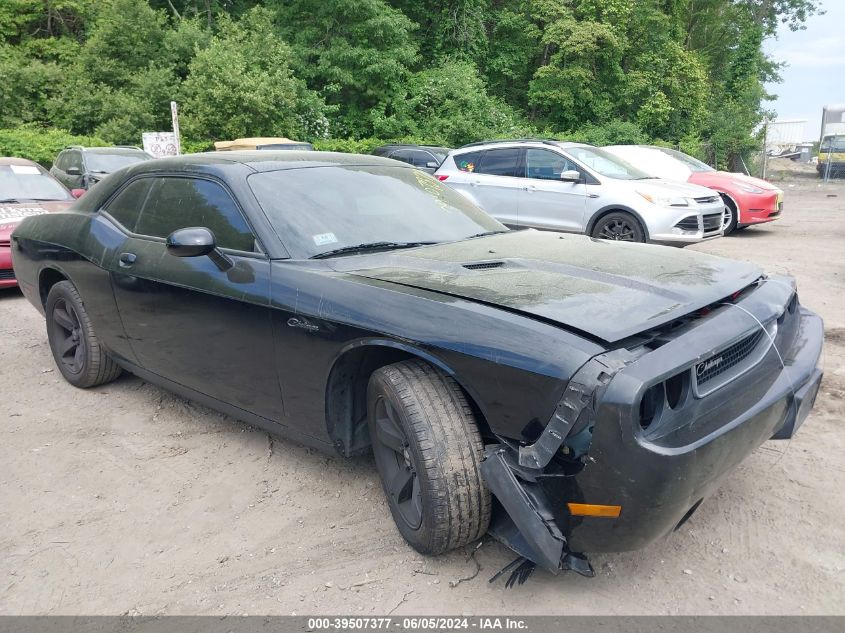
479;277;824;584
480;351;637;582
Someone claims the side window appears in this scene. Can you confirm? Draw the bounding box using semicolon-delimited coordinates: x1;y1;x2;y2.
454;151;483;173
525;149;577;181
54;152;66;170
475;148;522;177
411;151;436;168
136;177;257;252
68;152;84;172
389;149;414;166
104;178;154;232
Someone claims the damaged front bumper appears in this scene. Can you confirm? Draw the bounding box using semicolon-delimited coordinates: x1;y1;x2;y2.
480;280;824;576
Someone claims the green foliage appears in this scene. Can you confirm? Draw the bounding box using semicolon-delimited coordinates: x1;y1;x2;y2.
371;61;534;146
0;125;106;167
274;0;418;137
180;8;328;142
563;121;649;146
0;0;821;169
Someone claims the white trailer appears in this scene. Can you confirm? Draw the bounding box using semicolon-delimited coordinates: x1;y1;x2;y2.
820;104;845;140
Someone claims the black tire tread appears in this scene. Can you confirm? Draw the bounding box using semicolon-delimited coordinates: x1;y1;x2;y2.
370;359;491;555
47;281;122;388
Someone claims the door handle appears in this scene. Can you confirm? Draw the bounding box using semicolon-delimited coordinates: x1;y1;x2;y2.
118;252;137;267
470;180;481;187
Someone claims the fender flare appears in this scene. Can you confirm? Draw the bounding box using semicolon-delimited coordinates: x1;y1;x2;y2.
326;337;494;432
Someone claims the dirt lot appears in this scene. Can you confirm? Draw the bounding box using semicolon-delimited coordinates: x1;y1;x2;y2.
1;177;844;616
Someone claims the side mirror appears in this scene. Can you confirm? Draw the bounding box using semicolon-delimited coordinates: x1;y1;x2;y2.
166;226;234;271
426;161;439;169
166;227;216;258
560;170;581;182
66;167;82;176
70;188;86;199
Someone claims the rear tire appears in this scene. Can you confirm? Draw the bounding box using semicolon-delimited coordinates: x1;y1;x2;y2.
46;280;122;388
591;211;646;242
367;359;491;555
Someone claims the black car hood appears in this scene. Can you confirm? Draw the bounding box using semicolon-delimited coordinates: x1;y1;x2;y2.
331;230;763;343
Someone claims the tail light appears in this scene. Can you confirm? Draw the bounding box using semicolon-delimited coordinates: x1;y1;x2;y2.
437;175;449;181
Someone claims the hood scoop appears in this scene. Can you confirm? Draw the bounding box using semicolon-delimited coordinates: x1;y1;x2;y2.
462;261;505;271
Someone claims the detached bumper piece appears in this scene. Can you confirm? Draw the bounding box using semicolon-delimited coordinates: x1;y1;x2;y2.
479;351;635;584
481;446;596;584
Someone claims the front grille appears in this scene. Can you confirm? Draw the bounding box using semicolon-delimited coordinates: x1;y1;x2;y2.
0;269;15;281
674;216;699;231
462;261;504;270
694;195;719;204
702;211;723;233
695;330;765;386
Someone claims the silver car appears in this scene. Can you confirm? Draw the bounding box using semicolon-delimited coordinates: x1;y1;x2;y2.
434;140;725;244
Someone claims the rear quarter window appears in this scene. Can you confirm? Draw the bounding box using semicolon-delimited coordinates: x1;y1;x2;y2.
454;151;483;173
103;178;154;232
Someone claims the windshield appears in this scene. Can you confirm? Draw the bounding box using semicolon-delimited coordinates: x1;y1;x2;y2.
565;146;652;180
820;135;845;152
426;148;451;163
86;152;150;173
0;165;73;201
652;147;714;173
248;165;506;258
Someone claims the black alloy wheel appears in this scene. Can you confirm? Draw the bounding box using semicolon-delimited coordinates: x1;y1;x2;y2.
371;395;423;529
50;297;86;375
45;280;123;388
592;211;645;242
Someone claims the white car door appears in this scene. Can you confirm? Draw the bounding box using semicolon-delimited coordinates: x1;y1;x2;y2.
517;148;587;232
463;147;524;226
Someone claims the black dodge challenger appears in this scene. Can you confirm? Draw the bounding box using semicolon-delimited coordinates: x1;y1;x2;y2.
11;152;824;581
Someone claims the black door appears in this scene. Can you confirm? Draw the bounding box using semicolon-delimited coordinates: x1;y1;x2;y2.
103;175;285;423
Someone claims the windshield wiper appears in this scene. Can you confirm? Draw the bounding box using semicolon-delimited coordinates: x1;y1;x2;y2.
311;241;437;259
0;198;23;203
464;230;509;240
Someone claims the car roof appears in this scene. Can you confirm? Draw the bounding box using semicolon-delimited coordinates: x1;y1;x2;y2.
454;140;590;153
82;146;148;155
0;157;41;167
126;151;405;174
376;144;452;151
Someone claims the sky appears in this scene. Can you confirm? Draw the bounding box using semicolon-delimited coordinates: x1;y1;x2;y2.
763;0;845;141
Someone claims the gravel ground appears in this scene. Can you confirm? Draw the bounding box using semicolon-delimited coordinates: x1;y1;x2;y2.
1;178;843;616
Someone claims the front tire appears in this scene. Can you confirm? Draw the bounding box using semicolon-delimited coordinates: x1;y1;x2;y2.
720;194;739;235
46;280;122;388
591;211;646;242
367;360;491;555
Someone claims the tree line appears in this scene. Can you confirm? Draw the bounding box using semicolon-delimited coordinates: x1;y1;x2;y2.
0;0;820;167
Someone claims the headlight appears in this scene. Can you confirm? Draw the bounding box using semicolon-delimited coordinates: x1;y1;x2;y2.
637;191;689;207
733;181;764;194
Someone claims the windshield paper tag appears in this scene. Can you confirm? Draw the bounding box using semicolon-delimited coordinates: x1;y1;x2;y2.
0;207;48;220
10;165;40;175
313;232;338;246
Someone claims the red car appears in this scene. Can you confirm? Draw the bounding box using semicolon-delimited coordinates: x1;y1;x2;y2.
605;145;784;235
1;157;78;288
